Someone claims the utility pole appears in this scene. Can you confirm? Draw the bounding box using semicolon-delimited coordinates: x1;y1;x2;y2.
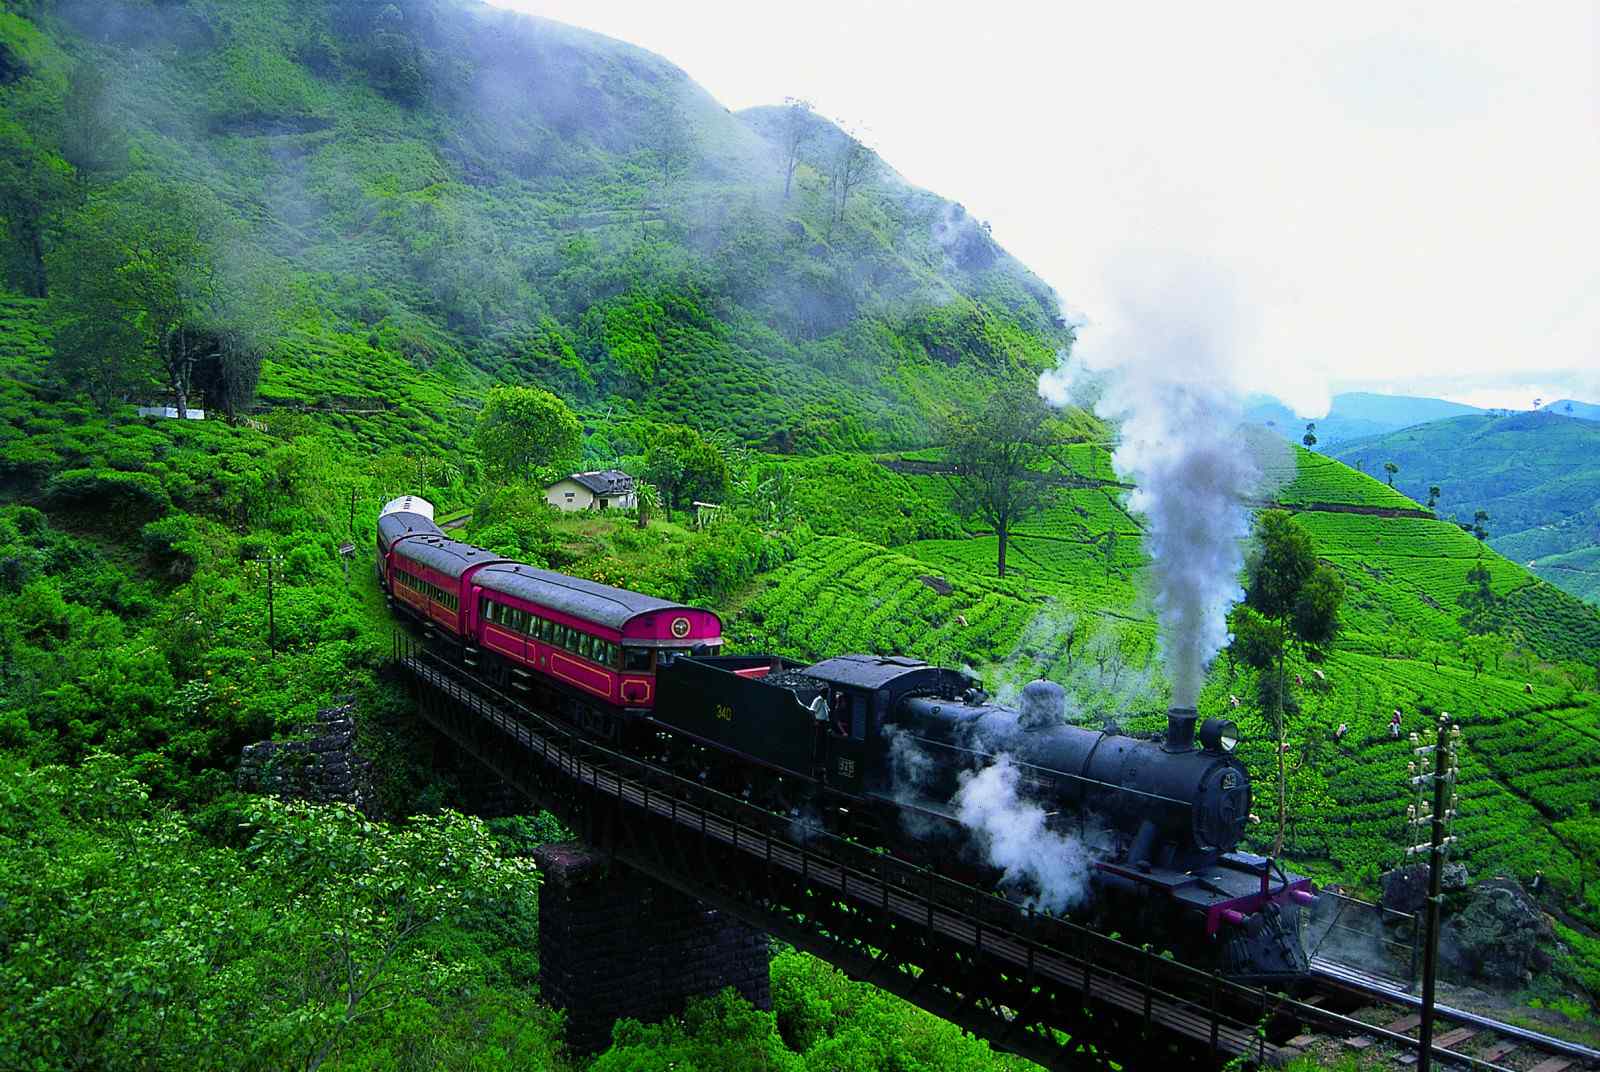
266;553;277;658
1405;713;1461;1072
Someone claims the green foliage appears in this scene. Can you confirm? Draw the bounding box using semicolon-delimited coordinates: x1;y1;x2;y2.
42;467;171;524
943;378;1054;577
645;424;729;517
474;384;582;483
0;756;555;1071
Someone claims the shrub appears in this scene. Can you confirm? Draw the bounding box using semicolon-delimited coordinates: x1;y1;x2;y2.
43;467;170;525
141;515;201;580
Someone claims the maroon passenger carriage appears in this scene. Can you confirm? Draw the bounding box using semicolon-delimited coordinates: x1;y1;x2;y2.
376;496;722;732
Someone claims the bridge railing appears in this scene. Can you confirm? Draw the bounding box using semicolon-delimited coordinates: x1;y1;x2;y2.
391;634;1518;1070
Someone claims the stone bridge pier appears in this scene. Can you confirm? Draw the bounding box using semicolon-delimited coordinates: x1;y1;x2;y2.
532;842;772;1054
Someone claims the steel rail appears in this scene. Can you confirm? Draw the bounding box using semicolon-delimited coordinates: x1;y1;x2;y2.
398;648;1288;1063
399;640;1600;1071
1312;957;1600;1064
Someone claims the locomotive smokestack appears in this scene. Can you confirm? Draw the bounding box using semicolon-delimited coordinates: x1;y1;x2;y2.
1165;706;1198;752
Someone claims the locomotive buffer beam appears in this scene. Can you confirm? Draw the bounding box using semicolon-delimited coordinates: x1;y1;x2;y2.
393;639;1295;1070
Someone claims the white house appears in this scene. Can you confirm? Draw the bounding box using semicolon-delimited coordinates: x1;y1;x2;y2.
544;470;636;512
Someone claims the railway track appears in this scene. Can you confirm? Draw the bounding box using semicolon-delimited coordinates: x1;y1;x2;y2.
400;648;1301;1066
1295;958;1600;1070
398;646;1599;1070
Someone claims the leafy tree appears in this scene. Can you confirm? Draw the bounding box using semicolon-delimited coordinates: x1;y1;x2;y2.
1460;632;1500;678
1383;460;1399;486
944;379;1053;578
46;175;262;417
0;117;71;297
644;425;728;520
1458;556;1501;634
1427;485;1441;510
473;385;582;483
633;479;660;529
779;97;814;200
1472;509;1489;540
829;132;877;224
1231;510;1344;856
732;462;798;527
1302;422;1317;450
651;97;695;190
60;60;127;182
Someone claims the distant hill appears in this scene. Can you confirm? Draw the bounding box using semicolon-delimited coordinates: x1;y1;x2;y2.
1331;411;1600;603
1247;391;1484;446
1546;399;1600;421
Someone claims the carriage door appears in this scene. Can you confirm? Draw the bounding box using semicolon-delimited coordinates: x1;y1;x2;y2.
826;688;869;794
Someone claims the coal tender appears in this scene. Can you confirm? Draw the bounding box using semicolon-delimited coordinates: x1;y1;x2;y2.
652;653;1313;982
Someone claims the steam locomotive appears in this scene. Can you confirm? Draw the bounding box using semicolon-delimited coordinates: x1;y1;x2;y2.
378;496;1313;982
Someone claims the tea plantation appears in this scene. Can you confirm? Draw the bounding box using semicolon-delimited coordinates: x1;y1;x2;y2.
736;441;1600;956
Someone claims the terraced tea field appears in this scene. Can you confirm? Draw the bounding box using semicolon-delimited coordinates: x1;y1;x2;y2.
734;439;1600;930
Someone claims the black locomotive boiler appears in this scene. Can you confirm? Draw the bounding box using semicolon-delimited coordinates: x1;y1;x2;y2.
653;653;1314;982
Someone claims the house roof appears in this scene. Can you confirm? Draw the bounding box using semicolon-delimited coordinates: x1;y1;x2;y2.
561;469;633;496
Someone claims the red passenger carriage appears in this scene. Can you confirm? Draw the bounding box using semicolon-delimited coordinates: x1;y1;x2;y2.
376;497;721;715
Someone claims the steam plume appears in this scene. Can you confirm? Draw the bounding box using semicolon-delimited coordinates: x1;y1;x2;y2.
952;755;1095;913
1040;261;1284;707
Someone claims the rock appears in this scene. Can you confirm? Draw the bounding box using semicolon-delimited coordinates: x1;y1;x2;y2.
1441;877;1553;986
236;700;380;816
1381;862;1469;915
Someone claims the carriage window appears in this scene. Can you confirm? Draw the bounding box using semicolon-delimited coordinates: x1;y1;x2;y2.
623;648;652;672
578;635;592;658
851;696;868;741
539;618;553;642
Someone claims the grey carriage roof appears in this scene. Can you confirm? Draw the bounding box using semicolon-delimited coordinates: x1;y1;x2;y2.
475;562;713;633
391;534;508;580
377;511;443;553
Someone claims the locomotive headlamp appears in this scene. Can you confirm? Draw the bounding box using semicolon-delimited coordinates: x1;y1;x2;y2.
1199;718;1239;753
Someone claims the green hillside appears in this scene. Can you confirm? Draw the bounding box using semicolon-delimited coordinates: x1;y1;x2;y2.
0;0;1067;451
1332;411;1600;604
4;0;1600;1064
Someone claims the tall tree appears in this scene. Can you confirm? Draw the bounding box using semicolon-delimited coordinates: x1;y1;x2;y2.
59;61;127;183
46;175;266;416
1230;510;1345;856
644;425;727;520
1426;485;1440;510
779;97;814;200
1301;422;1317;450
473;386;582;483
945;380;1053;578
0;118;71;297
1383;460;1399;486
829;132;876;224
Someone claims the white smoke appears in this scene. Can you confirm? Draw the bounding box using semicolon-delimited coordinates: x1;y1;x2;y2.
952;754;1097;914
1039;258;1288;707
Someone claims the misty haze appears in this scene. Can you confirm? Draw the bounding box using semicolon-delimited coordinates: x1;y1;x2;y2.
0;1;1596;1069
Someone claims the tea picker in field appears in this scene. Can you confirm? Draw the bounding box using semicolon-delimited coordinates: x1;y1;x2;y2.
1390;708;1403;738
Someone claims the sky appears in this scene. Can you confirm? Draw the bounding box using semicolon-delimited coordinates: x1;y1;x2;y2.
486;1;1597;415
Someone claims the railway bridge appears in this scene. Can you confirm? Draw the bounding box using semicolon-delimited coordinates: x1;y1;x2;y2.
390;636;1597;1071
